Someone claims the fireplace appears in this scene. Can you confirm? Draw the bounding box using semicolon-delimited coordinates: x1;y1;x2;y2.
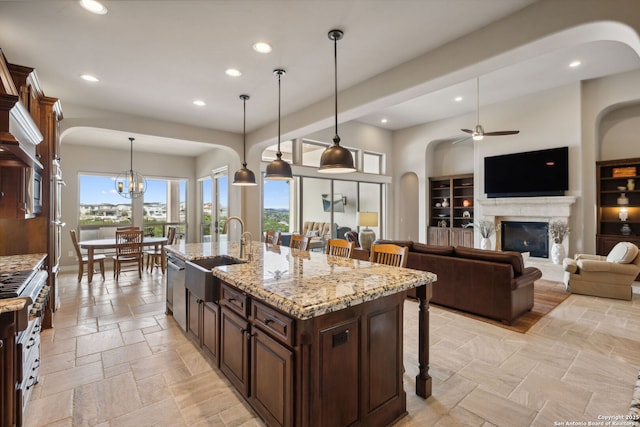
501;221;549;258
477;196;577;261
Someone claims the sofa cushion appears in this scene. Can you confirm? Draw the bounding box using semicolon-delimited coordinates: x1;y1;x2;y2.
412;242;455;256
453;246;525;275
606;241;639;264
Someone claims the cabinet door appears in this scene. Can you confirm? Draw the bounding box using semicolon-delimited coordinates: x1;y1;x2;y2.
318;319;359;427
220;306;250;395
202;302;219;365
187;291;201;341
451;228;473;248
428;227;450;246
250;327;294;427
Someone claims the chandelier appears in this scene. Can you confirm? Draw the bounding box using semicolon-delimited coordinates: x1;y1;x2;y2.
115;137;146;198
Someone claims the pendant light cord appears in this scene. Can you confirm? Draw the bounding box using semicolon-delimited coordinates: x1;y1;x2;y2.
243;96;247;166
129;137;134;179
333;33;340;144
277;71;282;155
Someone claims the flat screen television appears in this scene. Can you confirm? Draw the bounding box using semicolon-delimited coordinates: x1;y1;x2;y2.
484;146;568;198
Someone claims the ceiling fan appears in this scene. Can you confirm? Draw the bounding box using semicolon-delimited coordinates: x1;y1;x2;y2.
455;76;520;143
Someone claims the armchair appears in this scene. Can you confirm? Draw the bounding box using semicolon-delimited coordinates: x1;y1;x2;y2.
563;241;640;300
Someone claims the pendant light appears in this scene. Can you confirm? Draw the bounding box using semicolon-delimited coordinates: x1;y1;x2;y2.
319;29;355;174
115;137;146;198
265;69;293;180
232;94;257;186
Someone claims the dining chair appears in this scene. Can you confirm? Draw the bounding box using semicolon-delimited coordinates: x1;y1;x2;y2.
70;229;106;282
264;231;282;245
117;226;139;231
145;226;177;273
113;229;144;279
325;239;354;258
289;234;310;251
369;243;408;268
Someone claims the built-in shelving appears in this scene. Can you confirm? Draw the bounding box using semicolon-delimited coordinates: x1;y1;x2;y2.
596;158;640;254
428;173;474;247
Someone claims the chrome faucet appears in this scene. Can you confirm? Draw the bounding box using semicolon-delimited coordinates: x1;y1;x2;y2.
222;216;247;258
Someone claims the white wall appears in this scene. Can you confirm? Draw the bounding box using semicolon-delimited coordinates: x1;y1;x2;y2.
393;83;583;246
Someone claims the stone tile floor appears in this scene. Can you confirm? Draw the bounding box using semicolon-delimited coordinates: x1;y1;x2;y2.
23;270;640;426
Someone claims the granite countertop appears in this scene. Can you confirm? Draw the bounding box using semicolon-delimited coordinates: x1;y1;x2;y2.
0;253;47;314
166;242;436;320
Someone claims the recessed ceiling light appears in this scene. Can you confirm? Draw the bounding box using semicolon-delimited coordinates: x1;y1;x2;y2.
225;68;242;77
193;100;206;107
79;0;107;15
80;74;99;82
381;118;388;124
454;96;463;102
569;60;582;68
253;42;272;54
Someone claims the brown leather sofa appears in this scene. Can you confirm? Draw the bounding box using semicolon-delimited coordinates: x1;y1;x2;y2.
374;240;543;324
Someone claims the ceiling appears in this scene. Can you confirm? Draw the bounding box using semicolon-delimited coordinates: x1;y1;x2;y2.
1;0;640;155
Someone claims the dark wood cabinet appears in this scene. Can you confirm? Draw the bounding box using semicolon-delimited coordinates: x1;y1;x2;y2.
596;158;640;254
220;305;250;395
187;290;201;340
211;280;408;427
250;327;294;427
428;173;474;247
202;302;218;363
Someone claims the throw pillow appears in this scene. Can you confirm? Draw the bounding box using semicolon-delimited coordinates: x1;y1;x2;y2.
306;230;320;238
606;242;639;264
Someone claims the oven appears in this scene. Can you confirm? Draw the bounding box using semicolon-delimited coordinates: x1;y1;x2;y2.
0;269;49;425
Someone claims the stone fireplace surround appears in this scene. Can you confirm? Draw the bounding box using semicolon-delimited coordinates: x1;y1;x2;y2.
477;196;577;262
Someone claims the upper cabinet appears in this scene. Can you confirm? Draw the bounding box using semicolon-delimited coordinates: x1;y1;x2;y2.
428;173;474;247
596;158;640;254
0;49;61;220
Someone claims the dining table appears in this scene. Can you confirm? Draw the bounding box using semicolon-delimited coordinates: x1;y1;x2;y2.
79;236;168;282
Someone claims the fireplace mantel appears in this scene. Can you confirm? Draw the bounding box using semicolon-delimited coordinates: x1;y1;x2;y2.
477;196;577;218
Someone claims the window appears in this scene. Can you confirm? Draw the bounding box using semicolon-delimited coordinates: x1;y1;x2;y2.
143;178;187;239
262;140;293;163
200;177;212;241
363;152;383;174
301;140;329;167
263;177;295;233
78;174;132;240
78;174;187;241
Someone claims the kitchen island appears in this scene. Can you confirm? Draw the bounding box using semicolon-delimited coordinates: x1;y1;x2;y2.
165;242;435;427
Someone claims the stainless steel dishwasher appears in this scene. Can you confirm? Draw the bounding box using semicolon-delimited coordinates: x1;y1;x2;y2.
166;253;187;331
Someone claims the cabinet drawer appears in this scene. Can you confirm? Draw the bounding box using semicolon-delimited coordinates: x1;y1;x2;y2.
220;283;249;317
252;301;294;347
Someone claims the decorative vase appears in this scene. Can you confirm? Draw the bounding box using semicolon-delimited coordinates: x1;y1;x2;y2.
618;193;629;205
621;223;632;236
551;242;565;265
480;237;491;250
442;198;449;208
628;179;636;191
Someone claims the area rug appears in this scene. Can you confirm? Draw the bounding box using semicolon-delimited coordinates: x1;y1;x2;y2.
630;371;640;426
432;279;570;334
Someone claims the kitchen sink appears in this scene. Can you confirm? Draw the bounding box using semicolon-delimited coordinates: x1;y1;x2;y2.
189;255;244;270
185;256;245;302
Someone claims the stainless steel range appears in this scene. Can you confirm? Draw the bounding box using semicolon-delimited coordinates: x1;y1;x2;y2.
0;268;49;427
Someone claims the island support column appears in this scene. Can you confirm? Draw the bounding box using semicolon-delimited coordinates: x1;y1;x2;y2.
415;283;432;398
